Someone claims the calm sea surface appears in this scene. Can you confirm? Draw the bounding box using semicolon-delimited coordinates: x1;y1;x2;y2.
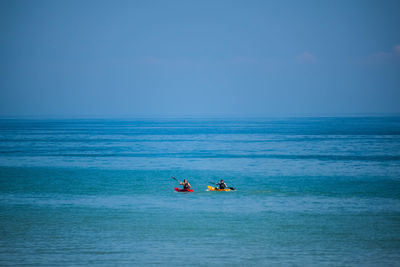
0;117;399;266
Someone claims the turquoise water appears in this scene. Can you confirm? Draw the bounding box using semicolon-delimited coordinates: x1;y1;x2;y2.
0;118;400;266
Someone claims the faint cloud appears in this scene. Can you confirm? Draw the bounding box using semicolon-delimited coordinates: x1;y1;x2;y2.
365;45;400;64
231;56;257;64
296;52;316;63
371;51;393;61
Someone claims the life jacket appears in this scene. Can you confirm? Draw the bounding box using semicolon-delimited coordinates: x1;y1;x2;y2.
218;182;227;189
183;183;190;189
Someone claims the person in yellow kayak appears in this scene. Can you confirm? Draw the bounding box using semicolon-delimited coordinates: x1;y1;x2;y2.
208;179;235;191
180;179;191;190
217;179;227;190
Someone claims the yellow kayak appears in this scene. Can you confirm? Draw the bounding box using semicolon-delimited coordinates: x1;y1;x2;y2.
207;185;231;191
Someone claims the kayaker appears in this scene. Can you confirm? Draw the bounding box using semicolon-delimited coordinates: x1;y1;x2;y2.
180;179;191;190
217;179;227;190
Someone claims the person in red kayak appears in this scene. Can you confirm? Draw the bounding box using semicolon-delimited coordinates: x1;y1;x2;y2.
180;179;191;190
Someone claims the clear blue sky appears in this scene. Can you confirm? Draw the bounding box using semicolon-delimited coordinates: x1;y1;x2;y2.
0;0;399;117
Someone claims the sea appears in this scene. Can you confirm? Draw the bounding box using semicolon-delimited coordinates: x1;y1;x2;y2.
0;117;399;266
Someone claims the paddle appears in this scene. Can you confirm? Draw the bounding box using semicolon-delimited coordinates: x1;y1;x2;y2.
208;181;235;190
171;176;181;183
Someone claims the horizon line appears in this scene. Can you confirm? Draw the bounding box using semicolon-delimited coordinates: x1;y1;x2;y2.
0;112;399;120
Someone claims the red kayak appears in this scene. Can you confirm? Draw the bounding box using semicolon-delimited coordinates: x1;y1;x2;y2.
174;187;193;192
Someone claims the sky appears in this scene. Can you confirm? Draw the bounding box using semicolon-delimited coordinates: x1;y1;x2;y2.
0;0;399;117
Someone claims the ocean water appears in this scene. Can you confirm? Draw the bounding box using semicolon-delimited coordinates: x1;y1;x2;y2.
0;117;399;266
